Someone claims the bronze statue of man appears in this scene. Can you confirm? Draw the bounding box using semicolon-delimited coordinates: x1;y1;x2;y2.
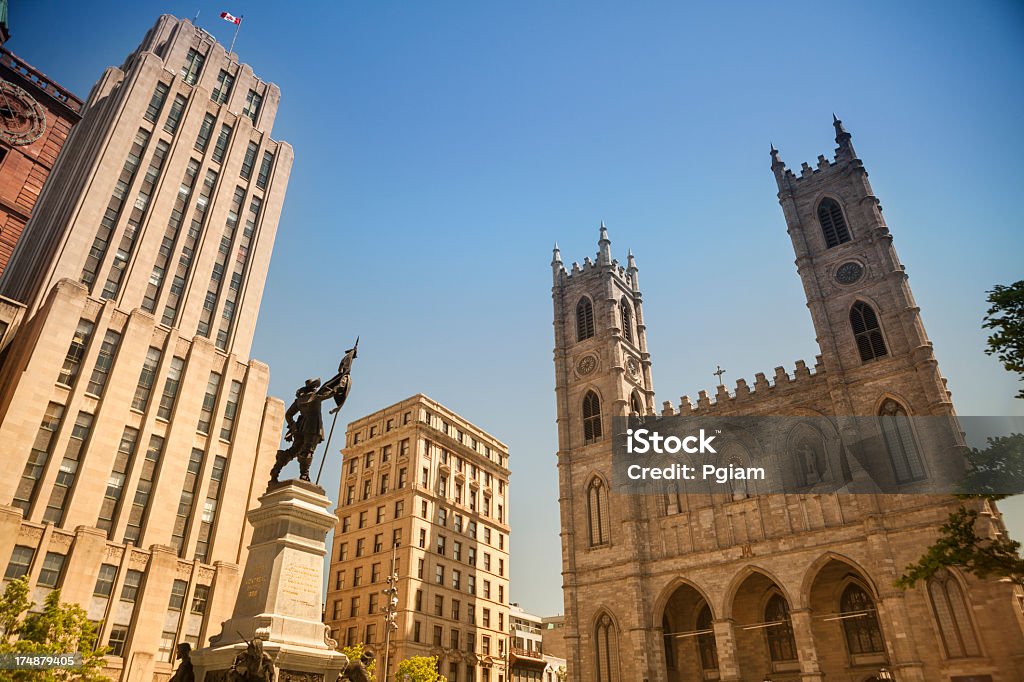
168;642;194;682
270;342;357;483
228;637;274;682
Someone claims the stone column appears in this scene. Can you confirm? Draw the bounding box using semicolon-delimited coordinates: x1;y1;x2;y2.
877;593;925;682
712;619;742;682
790;608;824;682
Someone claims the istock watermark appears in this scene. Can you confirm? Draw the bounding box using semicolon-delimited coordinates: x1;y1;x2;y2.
610;415;1024;496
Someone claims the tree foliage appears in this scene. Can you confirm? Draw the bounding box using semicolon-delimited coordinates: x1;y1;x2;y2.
395;655;448;682
960;433;1024;494
340;642;376;681
983;279;1024;399
0;577;109;680
897;497;1024;589
898;432;1024;589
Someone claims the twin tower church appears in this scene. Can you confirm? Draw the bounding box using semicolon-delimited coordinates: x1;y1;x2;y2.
550;120;1024;681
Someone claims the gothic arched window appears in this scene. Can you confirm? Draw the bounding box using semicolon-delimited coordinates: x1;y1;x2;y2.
850;301;887;362
576;297;595;342
818;197;851;248
879;399;925;483
696;602;718;671
764;594;797;662
587;476;610;547
630;391;643;417
583;391;602;443
595;613;621;682
726;457;749;500
928;569;980;658
620;299;633;344
840;584;885;655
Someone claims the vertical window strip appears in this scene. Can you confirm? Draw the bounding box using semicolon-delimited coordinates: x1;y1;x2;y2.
86;329;121;396
220;380;242;441
242;89;262;123
163;94;187;134
256;151;273;189
197;372;222;435
197;187;244;340
171;448;204;555
216;194;260;349
143;159;201;313
101;139;171;300
144;82;169;123
157;356;186;420
42;411;94;525
131;347;162;412
194;455;226;562
211;70;234;105
211;124;232;164
82;129;150;288
97;427;138;532
194;113;215;152
240;142;258;180
58;318;95;387
13;402;65;514
123;435;164;545
180;48;205;85
161;169;218;327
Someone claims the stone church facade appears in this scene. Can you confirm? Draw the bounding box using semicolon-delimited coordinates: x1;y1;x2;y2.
550;119;1024;682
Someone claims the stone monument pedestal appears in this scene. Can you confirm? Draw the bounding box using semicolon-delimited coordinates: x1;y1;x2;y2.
191;480;348;681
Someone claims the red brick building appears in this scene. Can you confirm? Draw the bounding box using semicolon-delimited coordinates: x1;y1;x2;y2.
0;45;82;276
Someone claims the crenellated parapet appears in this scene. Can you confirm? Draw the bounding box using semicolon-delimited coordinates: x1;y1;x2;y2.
664;355;829;416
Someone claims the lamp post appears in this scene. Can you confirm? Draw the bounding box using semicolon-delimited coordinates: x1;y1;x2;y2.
381;544;400;682
877;667;895;681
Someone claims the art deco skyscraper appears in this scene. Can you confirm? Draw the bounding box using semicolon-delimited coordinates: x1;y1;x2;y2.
0;15;292;680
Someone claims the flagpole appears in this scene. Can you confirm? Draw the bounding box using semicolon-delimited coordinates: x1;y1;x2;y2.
229;15;243;53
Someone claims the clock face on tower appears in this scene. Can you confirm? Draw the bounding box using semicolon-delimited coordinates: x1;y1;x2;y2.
0;80;46;147
835;261;864;285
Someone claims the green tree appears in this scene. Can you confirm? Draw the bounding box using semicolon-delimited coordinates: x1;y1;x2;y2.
340;642;376;681
0;577;109;681
983;279;1024;399
896;496;1024;589
898;433;1024;589
395;655;448;682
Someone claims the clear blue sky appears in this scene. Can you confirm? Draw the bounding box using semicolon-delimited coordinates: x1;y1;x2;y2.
12;1;1024;617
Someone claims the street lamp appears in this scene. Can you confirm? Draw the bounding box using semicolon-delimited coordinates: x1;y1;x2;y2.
381;544;400;682
878;668;895;681
762;677;774;682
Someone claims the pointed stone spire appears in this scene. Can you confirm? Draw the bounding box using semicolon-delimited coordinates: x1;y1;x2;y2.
833;114;856;160
770;141;788;187
626;248;639;291
551;242;565;284
598;221;612;265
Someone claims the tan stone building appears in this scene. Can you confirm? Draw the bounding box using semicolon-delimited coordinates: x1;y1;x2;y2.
325;394;512;682
551;120;1024;682
0;15;292;680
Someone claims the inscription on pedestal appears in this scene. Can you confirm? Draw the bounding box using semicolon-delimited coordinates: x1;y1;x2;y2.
281;562;320;608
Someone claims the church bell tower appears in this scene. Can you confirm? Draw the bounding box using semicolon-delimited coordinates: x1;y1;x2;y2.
771;117;952;417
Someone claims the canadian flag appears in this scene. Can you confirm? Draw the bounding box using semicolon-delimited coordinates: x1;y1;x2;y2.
220;11;241;25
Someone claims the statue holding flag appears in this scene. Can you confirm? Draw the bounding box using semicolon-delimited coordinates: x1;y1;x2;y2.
270;340;358;484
